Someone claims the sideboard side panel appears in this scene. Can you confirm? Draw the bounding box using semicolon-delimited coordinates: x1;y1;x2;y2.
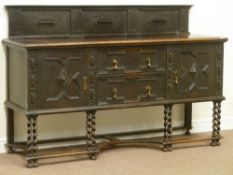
8;47;28;109
179;7;189;35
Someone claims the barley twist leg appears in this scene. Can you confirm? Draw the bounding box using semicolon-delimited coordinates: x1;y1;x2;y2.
86;111;97;160
211;101;221;146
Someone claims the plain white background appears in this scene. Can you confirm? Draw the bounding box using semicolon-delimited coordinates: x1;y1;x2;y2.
0;0;233;152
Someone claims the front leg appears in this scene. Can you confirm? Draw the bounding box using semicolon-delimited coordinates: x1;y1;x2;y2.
26;115;38;168
163;104;173;152
86;111;97;160
211;101;221;146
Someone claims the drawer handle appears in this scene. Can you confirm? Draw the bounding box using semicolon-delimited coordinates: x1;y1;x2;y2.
112;59;118;70
112;88;118;100
83;76;88;90
149;18;167;26
173;71;179;85
95;17;113;25
145;86;152;97
35;20;56;27
146;58;151;68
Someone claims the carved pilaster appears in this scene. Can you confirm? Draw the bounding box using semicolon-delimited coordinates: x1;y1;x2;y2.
28;53;38;110
215;44;223;95
87;55;97;106
167;50;175;97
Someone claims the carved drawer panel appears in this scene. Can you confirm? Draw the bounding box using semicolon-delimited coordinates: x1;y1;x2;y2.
9;8;70;36
74;8;128;37
97;75;165;105
167;44;216;99
137;9;180;35
98;46;166;76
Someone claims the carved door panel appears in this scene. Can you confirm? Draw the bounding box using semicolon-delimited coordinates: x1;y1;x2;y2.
34;48;96;109
167;44;215;99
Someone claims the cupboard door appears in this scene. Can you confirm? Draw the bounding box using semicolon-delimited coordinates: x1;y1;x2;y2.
167;44;215;99
31;49;96;109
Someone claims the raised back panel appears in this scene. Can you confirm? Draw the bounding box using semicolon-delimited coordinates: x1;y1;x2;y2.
7;5;191;38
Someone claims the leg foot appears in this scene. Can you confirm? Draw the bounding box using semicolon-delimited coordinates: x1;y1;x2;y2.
211;101;221;146
163;104;173;151
185;129;191;136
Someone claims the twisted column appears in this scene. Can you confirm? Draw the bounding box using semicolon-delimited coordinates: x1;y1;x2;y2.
26;115;38;168
163;104;173;151
86;111;96;160
211;101;221;146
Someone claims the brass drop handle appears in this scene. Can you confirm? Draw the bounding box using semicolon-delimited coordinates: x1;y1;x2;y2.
146;58;151;68
112;59;118;70
83;76;88;90
145;86;152;97
173;71;179;85
112;88;118;100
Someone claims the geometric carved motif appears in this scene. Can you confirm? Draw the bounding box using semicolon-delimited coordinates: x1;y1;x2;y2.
179;52;209;93
46;57;81;101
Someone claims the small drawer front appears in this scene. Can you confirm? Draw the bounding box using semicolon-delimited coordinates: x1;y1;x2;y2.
98;46;166;75
14;9;70;36
81;9;127;36
97;75;165;105
137;9;179;34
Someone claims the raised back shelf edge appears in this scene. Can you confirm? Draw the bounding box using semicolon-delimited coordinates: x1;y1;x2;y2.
2;5;228;168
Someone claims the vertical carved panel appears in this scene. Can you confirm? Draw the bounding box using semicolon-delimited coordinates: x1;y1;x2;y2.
167;50;175;97
28;53;38;110
87;54;97;106
215;44;223;95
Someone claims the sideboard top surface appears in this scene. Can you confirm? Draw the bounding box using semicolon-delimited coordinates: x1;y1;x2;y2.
2;35;228;49
6;5;192;8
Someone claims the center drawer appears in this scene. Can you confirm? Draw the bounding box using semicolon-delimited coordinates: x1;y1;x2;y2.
97;75;165;105
81;8;128;36
98;46;166;76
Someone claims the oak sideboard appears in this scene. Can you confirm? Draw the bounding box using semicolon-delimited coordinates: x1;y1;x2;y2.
2;5;227;167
